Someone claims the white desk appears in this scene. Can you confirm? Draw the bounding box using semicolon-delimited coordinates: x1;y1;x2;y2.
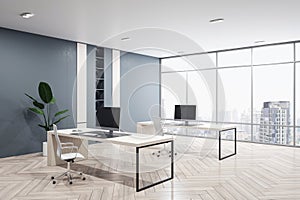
47;128;174;192
137;121;237;160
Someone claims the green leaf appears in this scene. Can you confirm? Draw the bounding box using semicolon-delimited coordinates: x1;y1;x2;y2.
33;101;45;109
52;115;69;125
38;124;46;128
38;124;50;131
38;82;53;103
29;107;44;115
50;97;56;104
25;93;37;102
54;109;68;117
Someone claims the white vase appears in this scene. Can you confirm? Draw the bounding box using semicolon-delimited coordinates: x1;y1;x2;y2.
42;142;47;156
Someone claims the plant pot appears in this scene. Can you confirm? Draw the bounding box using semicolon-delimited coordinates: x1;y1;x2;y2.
42;142;47;156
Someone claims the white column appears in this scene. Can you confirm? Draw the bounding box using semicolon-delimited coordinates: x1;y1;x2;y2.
77;43;87;128
112;50;120;107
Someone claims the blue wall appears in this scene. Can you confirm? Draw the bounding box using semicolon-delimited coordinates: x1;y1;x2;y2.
120;52;160;132
87;45;96;128
0;28;77;158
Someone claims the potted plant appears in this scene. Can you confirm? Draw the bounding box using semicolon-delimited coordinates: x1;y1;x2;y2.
25;82;69;156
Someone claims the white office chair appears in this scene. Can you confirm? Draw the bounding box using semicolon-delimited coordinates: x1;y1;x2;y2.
51;124;85;185
151;117;177;157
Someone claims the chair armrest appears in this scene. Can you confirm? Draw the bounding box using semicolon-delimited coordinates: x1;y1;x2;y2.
61;142;74;146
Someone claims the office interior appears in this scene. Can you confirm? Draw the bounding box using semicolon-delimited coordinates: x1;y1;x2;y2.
1;1;300;199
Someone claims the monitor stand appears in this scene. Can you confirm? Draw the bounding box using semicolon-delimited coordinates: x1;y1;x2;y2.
107;129;114;136
183;120;198;126
184;120;189;126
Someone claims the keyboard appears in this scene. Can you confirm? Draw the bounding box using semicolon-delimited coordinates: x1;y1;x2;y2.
72;131;129;138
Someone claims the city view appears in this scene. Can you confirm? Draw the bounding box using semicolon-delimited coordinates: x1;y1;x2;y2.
161;43;300;146
161;98;300;145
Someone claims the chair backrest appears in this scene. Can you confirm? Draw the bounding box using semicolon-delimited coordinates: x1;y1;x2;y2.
151;117;164;136
53;124;62;158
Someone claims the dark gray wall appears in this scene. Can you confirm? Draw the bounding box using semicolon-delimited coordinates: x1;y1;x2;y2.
120;52;160;132
0;28;77;158
87;45;96;128
104;48;113;107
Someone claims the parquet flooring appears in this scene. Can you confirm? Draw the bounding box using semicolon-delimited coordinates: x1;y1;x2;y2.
1;136;300;200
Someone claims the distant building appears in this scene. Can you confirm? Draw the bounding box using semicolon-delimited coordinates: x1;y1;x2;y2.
259;101;291;144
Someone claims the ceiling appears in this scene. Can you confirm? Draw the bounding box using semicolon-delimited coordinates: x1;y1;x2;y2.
0;0;300;58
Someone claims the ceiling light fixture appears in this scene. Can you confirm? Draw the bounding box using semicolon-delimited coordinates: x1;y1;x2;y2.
177;51;185;54
121;37;131;41
209;18;224;24
20;12;35;19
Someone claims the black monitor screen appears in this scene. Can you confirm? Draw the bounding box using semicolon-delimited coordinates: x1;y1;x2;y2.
174;105;196;120
96;107;120;130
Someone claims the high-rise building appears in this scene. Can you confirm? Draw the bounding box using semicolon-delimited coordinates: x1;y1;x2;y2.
259;101;291;144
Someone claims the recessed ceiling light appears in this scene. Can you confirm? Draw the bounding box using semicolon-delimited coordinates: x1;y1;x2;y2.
254;40;266;44
178;51;185;54
121;37;131;41
209;18;224;24
20;12;35;19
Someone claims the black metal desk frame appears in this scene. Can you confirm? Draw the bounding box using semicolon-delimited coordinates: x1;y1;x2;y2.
219;128;237;160
136;140;174;192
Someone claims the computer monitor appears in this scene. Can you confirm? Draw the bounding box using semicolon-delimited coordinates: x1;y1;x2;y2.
174;105;196;121
96;107;120;134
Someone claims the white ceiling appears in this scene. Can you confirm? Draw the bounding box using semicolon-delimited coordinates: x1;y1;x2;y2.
0;0;300;58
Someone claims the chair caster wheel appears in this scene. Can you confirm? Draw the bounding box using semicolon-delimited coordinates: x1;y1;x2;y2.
52;181;56;184
157;155;160;157
79;172;82;175
69;181;72;185
82;177;86;181
158;151;161;153
152;152;155;155
51;176;55;180
175;153;177;156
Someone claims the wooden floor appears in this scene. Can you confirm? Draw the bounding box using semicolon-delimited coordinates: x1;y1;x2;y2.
1;136;300;200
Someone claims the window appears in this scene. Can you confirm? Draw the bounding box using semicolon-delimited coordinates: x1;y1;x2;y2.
253;64;294;144
161;57;195;72
217;67;251;123
185;53;217;69
220;123;251;141
296;64;300;126
296;43;300;61
253;44;293;65
218;49;251;67
253;125;293;145
161;42;299;147
161;72;187;119
296;128;300;145
187;70;216;121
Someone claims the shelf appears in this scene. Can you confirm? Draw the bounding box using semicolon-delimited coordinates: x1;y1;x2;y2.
96;48;104;58
96;70;104;79
95;47;105;127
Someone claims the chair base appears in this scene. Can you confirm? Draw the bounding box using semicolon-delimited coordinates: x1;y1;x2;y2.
152;149;178;157
51;161;85;185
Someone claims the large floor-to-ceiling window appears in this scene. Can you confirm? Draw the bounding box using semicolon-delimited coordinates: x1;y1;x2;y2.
161;41;300;146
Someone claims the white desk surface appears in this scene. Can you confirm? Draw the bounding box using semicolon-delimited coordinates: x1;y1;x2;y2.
48;128;173;148
137;121;236;131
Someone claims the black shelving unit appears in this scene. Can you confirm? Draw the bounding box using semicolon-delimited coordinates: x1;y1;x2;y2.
95;47;105;127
